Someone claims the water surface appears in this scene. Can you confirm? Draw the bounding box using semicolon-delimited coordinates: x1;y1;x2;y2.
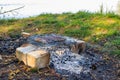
0;0;119;18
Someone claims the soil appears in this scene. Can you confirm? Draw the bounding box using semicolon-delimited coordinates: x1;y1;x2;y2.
0;36;120;80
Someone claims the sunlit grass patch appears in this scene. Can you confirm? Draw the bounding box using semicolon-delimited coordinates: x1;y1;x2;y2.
64;26;91;38
0;11;120;56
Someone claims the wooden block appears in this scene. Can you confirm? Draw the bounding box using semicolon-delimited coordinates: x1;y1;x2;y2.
16;44;50;68
71;40;86;54
16;44;37;65
27;50;50;68
64;37;86;54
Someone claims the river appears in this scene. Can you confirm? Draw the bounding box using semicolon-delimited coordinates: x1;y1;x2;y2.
0;0;119;18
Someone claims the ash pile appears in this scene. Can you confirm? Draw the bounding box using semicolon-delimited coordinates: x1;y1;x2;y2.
27;34;102;80
16;34;115;80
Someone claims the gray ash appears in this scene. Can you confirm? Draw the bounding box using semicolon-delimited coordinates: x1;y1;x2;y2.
27;34;109;80
0;36;27;54
25;34;118;80
50;48;103;80
27;34;65;47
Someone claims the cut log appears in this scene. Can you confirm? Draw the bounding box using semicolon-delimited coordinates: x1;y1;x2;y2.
16;44;50;68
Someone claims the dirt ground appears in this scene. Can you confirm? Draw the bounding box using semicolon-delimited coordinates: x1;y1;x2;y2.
0;36;120;80
0;50;120;80
0;54;65;80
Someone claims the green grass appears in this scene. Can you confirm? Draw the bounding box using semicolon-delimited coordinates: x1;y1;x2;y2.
0;11;120;56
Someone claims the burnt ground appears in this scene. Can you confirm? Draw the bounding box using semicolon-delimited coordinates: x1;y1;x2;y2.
0;36;120;80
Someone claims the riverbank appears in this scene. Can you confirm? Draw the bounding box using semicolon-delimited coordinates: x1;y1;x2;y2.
0;11;120;56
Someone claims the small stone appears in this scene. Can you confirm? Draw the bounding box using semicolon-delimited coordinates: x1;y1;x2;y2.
21;32;31;38
34;38;47;43
15;39;20;42
55;49;65;56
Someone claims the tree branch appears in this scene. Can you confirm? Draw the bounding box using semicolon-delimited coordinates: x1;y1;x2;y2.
0;6;25;15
